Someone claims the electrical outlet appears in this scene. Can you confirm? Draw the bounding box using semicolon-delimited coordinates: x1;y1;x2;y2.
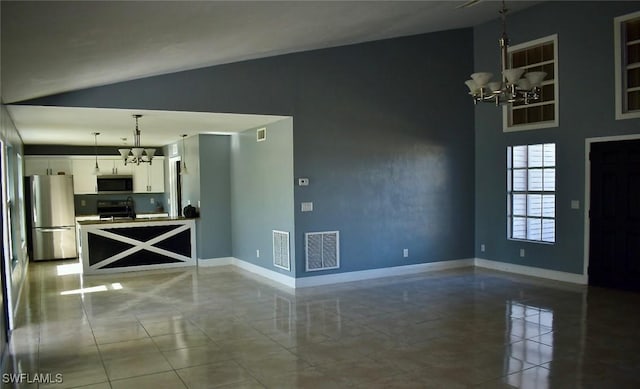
187;200;191;205
80;199;86;207
256;249;260;258
481;244;485;252
197;200;201;208
520;249;525;257
150;198;155;204
301;202;313;212
403;248;409;258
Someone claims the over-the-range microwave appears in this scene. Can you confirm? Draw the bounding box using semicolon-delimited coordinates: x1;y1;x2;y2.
96;175;133;193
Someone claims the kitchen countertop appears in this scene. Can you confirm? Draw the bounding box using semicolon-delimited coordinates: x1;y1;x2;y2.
77;216;188;225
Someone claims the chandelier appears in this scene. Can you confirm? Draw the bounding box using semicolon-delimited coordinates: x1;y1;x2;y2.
118;114;156;165
465;1;546;106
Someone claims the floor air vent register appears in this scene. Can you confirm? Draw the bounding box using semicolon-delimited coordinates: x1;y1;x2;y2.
272;230;290;271
305;231;340;271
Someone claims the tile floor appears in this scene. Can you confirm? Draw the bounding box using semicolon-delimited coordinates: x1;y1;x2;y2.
2;260;640;388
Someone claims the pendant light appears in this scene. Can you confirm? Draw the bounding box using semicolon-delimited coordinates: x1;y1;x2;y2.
92;132;100;175
464;0;547;106
180;134;188;175
118;114;156;165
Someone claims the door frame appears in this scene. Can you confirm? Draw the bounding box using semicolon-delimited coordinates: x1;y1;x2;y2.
583;134;640;283
168;156;182;217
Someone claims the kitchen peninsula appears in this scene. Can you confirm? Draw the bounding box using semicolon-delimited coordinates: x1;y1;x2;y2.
77;217;196;274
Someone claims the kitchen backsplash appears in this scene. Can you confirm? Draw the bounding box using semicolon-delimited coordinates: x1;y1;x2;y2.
74;193;168;216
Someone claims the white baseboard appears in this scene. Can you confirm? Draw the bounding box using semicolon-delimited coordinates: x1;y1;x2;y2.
232;258;296;288
474;258;587;285
196;256;587;289
197;257;234;267
197;257;296;288
294;258;474;288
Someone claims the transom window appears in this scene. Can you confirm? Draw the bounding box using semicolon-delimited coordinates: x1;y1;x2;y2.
504;35;559;131
507;143;556;243
615;11;640;119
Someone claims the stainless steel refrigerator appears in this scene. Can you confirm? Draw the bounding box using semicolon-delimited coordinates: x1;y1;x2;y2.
30;175;77;261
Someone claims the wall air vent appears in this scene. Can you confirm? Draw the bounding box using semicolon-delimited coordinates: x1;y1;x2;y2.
273;230;290;271
305;231;340;271
257;127;267;142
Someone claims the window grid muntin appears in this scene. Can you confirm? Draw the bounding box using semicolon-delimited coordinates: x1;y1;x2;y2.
625;18;640;112
507;143;556;243
616;12;640;119
505;35;558;130
510;42;555;121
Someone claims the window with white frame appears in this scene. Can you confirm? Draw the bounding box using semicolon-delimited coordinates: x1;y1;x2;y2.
504;35;558;131
615;11;640;119
507;143;556;243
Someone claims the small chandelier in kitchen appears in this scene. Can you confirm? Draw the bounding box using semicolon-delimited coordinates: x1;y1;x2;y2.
118;114;156;165
180;134;189;175
464;1;546;106
92;132;100;175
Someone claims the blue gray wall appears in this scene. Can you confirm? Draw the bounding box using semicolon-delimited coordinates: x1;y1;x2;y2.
1;104;27;325
164;134;232;259
19;28;476;277
198;134;232;259
231;119;295;275
474;1;640;274
290;35;474;276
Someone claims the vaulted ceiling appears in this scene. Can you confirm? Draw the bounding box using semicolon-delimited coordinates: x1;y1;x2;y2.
1;1;539;146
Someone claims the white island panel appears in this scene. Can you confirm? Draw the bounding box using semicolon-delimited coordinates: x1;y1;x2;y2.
79;218;196;274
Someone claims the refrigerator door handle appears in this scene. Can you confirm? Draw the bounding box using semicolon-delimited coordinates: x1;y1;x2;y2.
39;227;73;233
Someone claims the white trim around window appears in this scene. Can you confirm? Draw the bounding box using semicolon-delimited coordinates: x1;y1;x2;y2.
503;34;559;132
614;10;640;120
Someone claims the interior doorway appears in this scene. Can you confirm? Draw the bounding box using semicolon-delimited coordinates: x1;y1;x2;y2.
588;138;640;291
168;156;182;217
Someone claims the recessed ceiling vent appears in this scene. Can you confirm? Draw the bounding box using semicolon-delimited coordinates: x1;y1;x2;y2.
257;127;267;142
273;230;290;271
305;231;340;272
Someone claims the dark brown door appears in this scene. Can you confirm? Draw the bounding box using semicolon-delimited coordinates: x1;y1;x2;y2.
589;139;640;291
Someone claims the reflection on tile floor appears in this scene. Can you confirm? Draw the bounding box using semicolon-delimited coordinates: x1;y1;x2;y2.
3;260;640;388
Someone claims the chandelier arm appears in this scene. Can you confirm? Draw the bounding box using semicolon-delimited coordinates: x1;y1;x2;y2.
134;116;140;148
499;0;510;81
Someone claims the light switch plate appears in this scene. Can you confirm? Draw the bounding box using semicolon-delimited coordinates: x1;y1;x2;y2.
301;202;313;212
571;200;580;209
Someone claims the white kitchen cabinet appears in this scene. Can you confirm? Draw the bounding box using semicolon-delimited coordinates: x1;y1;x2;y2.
149;159;165;192
133;157;164;193
97;157;133;175
25;155;164;194
24;157;72;176
71;158;97;194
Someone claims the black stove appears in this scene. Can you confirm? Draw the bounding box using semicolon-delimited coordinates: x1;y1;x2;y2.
97;199;135;219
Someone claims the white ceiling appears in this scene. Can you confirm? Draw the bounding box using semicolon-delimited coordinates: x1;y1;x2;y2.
8;105;288;146
1;0;539;146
